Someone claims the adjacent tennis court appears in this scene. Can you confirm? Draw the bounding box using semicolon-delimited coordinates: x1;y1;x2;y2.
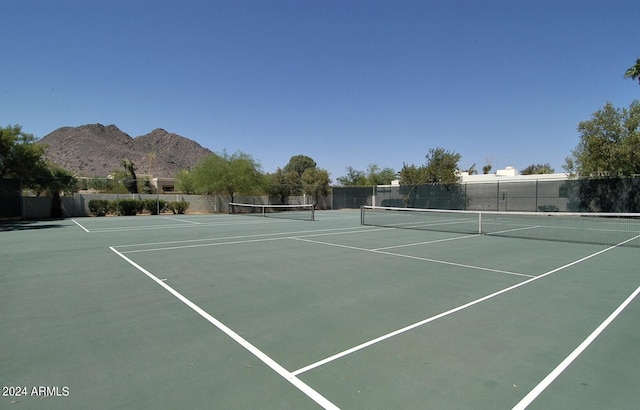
2;209;639;409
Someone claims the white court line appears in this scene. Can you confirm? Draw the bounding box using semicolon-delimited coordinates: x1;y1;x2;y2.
113;226;374;251
372;233;481;251
161;216;203;224
82;218;288;234
485;225;541;236
288;227;396;238
292;237;635;377
82;222;204;233
72;219;90;233
119;236;287;253
513;238;640;409
289;236;533;278
109;246;339;410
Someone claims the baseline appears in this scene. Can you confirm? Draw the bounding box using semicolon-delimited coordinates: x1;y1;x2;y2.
73;216;297;234
112;226;374;253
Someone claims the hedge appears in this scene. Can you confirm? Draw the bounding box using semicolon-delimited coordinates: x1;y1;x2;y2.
88;199;188;216
143;199;169;215
112;199;144;216
88;199;110;216
168;200;189;214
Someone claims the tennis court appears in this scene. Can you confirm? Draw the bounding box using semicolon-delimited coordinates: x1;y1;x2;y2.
2;209;639;409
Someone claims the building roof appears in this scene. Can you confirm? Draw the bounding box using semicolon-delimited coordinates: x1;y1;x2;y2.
459;166;569;184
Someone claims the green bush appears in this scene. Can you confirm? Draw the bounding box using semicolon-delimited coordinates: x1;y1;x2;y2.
143;199;168;215
87;198;185;216
538;205;560;212
88;199;110;216
112;199;144;216
168;200;190;214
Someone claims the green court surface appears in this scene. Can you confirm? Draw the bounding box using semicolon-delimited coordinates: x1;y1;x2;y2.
1;211;639;409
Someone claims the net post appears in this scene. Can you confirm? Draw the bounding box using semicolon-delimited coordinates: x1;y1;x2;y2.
311;205;315;221
360;205;365;225
478;212;482;234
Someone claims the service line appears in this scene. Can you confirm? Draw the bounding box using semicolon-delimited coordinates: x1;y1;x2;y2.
289;236;532;278
292;236;635;377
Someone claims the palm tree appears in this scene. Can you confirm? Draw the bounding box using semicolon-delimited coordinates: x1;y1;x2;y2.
36;165;78;218
624;58;640;85
467;163;477;175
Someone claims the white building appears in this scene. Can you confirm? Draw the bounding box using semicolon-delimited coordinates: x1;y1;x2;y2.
150;177;176;193
459;166;569;184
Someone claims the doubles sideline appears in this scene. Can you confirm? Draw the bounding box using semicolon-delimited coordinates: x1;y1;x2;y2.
109;246;340;410
109;221;640;408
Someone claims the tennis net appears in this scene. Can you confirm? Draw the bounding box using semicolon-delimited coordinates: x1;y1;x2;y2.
229;203;315;221
361;206;640;247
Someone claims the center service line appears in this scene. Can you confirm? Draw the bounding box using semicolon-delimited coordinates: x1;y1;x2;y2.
109;246;339;410
289;236;532;278
292;236;636;377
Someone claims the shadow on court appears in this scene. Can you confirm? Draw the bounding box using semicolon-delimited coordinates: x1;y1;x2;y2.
0;219;67;232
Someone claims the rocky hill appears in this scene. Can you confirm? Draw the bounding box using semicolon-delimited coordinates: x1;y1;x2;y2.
37;124;214;177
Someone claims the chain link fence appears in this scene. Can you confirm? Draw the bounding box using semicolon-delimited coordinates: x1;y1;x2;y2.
331;177;640;213
8;176;639;219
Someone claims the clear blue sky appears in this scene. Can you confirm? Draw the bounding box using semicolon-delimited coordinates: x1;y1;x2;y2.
3;0;639;180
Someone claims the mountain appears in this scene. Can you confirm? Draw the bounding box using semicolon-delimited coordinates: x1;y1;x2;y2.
37;124;214;177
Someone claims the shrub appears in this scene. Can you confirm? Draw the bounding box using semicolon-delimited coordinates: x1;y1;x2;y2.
143;199;168;215
88;199;110;216
168;200;190;214
113;199;144;216
538;205;560;212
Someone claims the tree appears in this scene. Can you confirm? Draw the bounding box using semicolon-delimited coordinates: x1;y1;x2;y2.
336;166;368;186
34;165;78;218
282;155;316;194
192;151;263;202
86;177;114;192
120;158;138;194
0;124;46;183
175;169;198;194
192;154;226;194
466;163;477;175
423;147;462;185
521;163;555;175
564;101;640;177
398;148;462;207
301;167;330;206
265;167;299;204
266;155;330;204
283;155;316;179
337;164;396;186
366;164;396;185
398;163;427;185
624;58;640;85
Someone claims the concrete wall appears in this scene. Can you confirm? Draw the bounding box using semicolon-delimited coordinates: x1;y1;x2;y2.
21;193;315;218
